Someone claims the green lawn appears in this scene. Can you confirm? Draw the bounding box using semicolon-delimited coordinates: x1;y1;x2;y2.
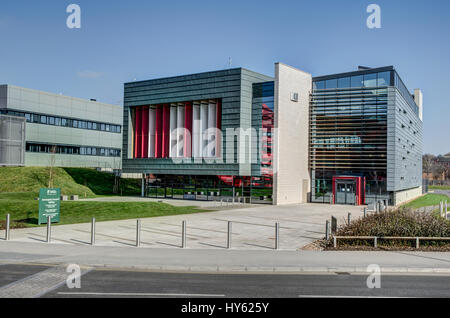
0;191;208;229
403;193;449;209
429;185;450;191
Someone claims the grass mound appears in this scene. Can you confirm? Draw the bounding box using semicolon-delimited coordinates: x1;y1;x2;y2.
0;167;141;197
0;167;95;197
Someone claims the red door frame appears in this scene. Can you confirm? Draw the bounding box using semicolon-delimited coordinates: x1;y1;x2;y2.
332;176;365;205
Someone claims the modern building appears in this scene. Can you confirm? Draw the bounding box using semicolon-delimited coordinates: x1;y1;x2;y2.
122;63;423;206
0;85;123;169
310;66;423;206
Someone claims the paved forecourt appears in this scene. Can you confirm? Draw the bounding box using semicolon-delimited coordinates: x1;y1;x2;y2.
4;202;362;250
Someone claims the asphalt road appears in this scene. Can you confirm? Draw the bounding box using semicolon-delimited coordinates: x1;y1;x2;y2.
2;264;450;298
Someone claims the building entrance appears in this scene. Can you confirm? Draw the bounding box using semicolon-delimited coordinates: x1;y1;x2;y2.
332;176;365;205
335;180;356;205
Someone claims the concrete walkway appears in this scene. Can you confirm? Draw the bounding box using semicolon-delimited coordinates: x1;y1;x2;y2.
1;241;450;274
5;203;362;250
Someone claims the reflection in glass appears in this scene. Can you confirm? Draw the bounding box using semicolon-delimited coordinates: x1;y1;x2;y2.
325;79;337;89
338;77;351;88
351;75;363;87
363;73;377;87
377;71;391;86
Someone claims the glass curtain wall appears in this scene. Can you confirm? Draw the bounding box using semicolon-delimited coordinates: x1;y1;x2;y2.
311;71;391;205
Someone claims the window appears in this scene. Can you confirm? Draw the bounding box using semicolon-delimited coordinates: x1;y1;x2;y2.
351;75;363;88
101;124;105;131
40;116;47;124
55;117;61;126
314;81;325;90
92;122;97;130
73;120;78;128
377;71;391;86
325;79;337;89
105;124;110;132
337;77;351;88
49;117;55;125
363;73;377;87
87;122;92;129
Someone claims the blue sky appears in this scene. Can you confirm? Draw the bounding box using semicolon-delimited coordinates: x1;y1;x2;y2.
0;0;448;154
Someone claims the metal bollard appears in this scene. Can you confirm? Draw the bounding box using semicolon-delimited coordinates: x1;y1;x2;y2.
181;220;186;248
348;213;351;225
91;217;96;246
374;237;377;249
275;222;280;250
227;221;232;249
136;219;141;247
325;220;330;241
416;237;420;249
46;216;51;243
363;208;367;218
333;236;337;248
5;214;10;241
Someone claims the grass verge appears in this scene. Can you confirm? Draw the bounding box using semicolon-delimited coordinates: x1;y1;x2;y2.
0;192;209;229
403;193;449;209
429;185;450;191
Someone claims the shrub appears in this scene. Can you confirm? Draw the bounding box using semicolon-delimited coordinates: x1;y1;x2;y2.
330;207;450;249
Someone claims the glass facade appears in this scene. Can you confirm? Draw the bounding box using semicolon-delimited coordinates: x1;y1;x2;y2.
0;109;121;133
26;142;121;157
313;70;393;90
311;70;391;205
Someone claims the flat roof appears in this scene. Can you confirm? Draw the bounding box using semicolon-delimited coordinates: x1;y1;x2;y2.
313;66;394;81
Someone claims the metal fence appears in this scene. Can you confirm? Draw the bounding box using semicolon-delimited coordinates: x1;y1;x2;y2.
0;114;26;166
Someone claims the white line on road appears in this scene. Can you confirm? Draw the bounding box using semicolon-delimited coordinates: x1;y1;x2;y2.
57;292;226;297
298;295;414;298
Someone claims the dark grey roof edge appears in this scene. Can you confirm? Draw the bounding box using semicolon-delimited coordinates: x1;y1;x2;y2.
124;67;273;86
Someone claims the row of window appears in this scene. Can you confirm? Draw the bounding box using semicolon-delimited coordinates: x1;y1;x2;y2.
314;71;391;90
0;109;122;133
26;143;121;157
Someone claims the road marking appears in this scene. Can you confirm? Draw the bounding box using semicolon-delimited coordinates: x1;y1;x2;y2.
57;292;225;297
0;265;92;298
298;295;413;298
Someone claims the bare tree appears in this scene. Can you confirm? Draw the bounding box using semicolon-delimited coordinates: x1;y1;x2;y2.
422;154;434;175
48;145;57;188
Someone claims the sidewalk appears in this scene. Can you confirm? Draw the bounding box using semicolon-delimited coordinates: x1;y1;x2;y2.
1;241;450;274
5;203;362;250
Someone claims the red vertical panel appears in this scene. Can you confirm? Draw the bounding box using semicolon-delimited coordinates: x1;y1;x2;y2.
162;104;170;158
132;108;137;159
141;106;149;158
135;107;142;158
184;102;193;158
155;105;163;158
216;99;222;157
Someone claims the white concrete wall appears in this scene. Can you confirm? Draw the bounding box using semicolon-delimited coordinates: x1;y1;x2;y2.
273;63;311;205
393;186;423;206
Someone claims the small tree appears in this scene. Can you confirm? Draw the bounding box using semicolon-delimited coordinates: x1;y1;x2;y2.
48;145;57;188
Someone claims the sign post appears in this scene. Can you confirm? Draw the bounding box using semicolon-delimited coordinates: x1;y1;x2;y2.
38;188;61;225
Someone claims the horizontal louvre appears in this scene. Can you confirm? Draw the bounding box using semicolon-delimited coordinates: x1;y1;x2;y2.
310;87;387;171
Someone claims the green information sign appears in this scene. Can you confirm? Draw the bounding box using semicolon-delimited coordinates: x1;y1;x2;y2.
38;188;61;225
